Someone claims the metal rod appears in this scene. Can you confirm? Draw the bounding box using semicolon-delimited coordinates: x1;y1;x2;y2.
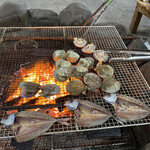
109;56;150;62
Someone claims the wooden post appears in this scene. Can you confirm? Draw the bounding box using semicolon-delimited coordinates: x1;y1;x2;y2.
130;3;142;34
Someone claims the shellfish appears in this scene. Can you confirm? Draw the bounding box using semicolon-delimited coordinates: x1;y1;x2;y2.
93;50;109;62
73;38;87;48
53;50;66;62
82;43;96;54
66;50;80;63
55;59;71;69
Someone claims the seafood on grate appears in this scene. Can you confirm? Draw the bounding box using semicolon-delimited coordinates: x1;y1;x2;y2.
72;66;88;79
82;43;96;54
66;50;80;63
19;82;41;98
39;84;60;97
78;57;94;69
55;59;71;69
64;99;112;127
101;77;121;93
93;50;109;62
95;64;114;79
73;38;87;48
66;80;87;96
0;111;69;143
53;50;66;62
84;73;101;92
104;94;150;122
54;67;71;82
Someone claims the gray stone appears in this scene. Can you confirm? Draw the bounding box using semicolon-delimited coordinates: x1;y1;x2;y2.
140;61;150;85
59;3;93;26
0;1;28;27
28;9;59;26
95;22;128;36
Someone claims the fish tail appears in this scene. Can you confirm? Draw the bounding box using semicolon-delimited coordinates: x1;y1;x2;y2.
57;118;70;126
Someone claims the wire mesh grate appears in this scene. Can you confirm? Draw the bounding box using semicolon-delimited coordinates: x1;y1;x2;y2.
0;26;150;139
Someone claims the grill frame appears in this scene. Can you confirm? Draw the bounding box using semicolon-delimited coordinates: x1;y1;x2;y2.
0;26;150;139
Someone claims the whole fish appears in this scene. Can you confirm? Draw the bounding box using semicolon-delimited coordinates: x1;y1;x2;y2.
0;111;68;143
64;99;112;127
104;94;150;123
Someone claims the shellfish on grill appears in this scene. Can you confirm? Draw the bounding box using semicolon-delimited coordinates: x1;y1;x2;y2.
54;67;71;82
53;50;66;62
55;59;71;69
101;77;121;93
66;50;80;63
84;73;101;92
82;43;96;54
19;82;40;98
78;57;94;69
73;38;87;48
39;84;60;97
105;94;150;122
64;99;112;127
66;80;87;96
95;64;114;79
72;66;88;79
93;50;109;62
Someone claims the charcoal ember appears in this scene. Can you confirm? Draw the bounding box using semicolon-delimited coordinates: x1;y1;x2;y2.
28;9;59;26
59;3;93;26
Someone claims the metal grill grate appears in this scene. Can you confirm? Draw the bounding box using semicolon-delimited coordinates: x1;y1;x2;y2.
0;27;150;139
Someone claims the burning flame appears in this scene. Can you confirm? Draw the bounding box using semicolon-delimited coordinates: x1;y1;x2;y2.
5;60;72;118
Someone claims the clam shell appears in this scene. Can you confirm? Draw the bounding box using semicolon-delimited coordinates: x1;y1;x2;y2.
73;38;87;48
19;82;40;93
40;84;60;97
20;90;37;98
55;59;71;69
72;66;88;79
95;64;114;79
66;80;87;96
66;50;80;63
53;50;66;62
54;67;71;82
78;58;89;67
101;77;121;93
84;73;101;90
93;50;108;62
84;57;94;69
82;43;96;54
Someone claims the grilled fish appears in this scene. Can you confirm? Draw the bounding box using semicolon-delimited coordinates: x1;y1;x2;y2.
64;99;112;127
104;94;150;122
0;111;68;143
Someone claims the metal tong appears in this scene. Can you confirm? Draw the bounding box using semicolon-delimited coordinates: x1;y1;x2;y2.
105;48;150;62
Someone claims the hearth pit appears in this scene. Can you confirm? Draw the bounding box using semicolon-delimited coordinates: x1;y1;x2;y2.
0;26;150;149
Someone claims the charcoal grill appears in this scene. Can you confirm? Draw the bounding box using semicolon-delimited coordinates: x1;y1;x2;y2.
0;26;150;140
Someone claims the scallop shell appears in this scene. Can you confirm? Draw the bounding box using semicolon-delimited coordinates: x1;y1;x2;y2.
73;38;87;48
40;84;60;97
19;82;40;93
54;67;71;82
93;50;109;62
82;43;96;54
55;59;71;69
84;57;94;69
95;64;114;79
72;66;88;79
84;73;101;91
66;50;80;63
66;80;87;96
20;90;37;98
78;58;89;67
53;50;66;62
101;77;121;93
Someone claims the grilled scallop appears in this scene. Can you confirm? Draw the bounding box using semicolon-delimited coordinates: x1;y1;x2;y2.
55;59;71;69
101;77;121;93
93;50;109;62
73;38;87;48
78;57;94;69
53;50;66;62
95;64;114;79
66;50;80;63
82;43;96;54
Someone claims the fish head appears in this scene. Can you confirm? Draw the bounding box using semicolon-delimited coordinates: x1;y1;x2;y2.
64;99;79;110
0;113;15;127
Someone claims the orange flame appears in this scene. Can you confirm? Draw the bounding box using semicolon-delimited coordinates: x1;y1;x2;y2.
5;60;72;118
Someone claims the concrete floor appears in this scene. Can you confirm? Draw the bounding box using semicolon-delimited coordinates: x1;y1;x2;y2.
0;0;150;36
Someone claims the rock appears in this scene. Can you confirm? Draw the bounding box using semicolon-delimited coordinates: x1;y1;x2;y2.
140;61;150;85
95;22;128;36
28;9;59;26
59;3;93;26
0;1;28;27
